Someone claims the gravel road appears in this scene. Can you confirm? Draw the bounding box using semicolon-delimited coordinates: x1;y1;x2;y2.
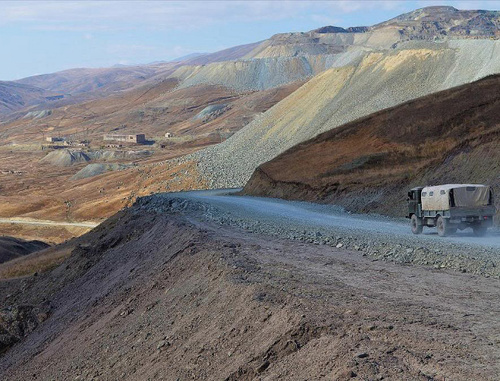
138;189;500;277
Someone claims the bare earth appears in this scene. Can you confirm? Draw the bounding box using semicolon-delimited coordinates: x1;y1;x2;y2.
0;204;498;380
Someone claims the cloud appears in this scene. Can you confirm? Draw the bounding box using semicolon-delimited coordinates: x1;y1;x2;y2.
0;1;498;33
0;1;417;31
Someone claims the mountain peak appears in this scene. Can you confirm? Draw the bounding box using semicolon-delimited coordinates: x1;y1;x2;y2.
313;26;348;34
420;5;458;12
376;6;499;39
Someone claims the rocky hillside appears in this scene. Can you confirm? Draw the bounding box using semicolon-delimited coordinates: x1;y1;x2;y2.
243;75;500;220
1;200;499;379
376;6;500;39
167;7;499;92
191;37;500;188
15;65;170;95
0;81;52;115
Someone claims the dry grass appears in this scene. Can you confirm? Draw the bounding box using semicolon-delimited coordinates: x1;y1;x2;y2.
0;245;73;280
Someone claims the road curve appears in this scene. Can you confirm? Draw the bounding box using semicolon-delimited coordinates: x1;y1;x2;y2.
162;189;500;249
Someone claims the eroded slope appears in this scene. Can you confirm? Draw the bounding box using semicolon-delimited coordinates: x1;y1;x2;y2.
191;39;500;188
1;203;499;380
243;75;500;220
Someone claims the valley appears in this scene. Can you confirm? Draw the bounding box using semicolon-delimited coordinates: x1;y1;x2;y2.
1;5;499;380
1;7;500;244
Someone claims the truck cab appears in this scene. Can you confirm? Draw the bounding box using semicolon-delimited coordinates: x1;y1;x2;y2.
407;187;424;219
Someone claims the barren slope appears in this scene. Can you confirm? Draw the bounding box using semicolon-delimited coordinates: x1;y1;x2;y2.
0;202;499;380
168;7;500;93
15;65;168;95
192;39;500;188
0;81;52;115
244;74;500;220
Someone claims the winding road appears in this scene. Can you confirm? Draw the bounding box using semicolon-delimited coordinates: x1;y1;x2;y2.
162;189;500;249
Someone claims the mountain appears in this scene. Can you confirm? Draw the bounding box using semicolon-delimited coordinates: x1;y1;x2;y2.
1;5;499;242
164;7;499;93
243;74;500;219
180;41;263;65
14;64;176;96
0;81;51;114
186;7;500;189
376;6;500;39
4;6;498;117
169;52;208;62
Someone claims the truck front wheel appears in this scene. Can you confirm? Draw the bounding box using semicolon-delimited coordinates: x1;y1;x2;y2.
436;216;450;237
411;215;423;234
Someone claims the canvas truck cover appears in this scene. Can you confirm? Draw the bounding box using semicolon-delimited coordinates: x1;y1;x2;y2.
421;184;491;211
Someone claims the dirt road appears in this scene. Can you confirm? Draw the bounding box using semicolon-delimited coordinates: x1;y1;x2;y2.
0;218;99;228
166;189;500;248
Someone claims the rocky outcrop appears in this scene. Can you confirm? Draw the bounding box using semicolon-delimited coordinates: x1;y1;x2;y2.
0;304;51;354
378;6;500;39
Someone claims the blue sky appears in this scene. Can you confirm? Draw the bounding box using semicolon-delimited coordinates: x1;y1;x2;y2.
1;0;499;80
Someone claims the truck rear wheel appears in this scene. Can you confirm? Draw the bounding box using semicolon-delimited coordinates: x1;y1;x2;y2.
473;224;487;237
436;216;450;237
411;215;423;234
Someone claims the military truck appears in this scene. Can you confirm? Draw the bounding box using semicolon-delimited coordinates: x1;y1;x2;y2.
407;184;495;237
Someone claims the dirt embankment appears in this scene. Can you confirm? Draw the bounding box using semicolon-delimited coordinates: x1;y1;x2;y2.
244;74;500;221
1;203;499;380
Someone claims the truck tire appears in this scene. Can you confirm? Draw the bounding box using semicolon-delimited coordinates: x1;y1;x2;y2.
436;216;449;237
411;215;423;234
473;224;487;237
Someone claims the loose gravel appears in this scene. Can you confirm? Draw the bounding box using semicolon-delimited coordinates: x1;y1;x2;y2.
182;40;500;189
136;190;500;278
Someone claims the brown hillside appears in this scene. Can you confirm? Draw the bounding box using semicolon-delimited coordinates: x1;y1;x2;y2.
0;81;51;115
0;80;301;243
1;205;499;379
244;75;500;220
0;78;301;145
